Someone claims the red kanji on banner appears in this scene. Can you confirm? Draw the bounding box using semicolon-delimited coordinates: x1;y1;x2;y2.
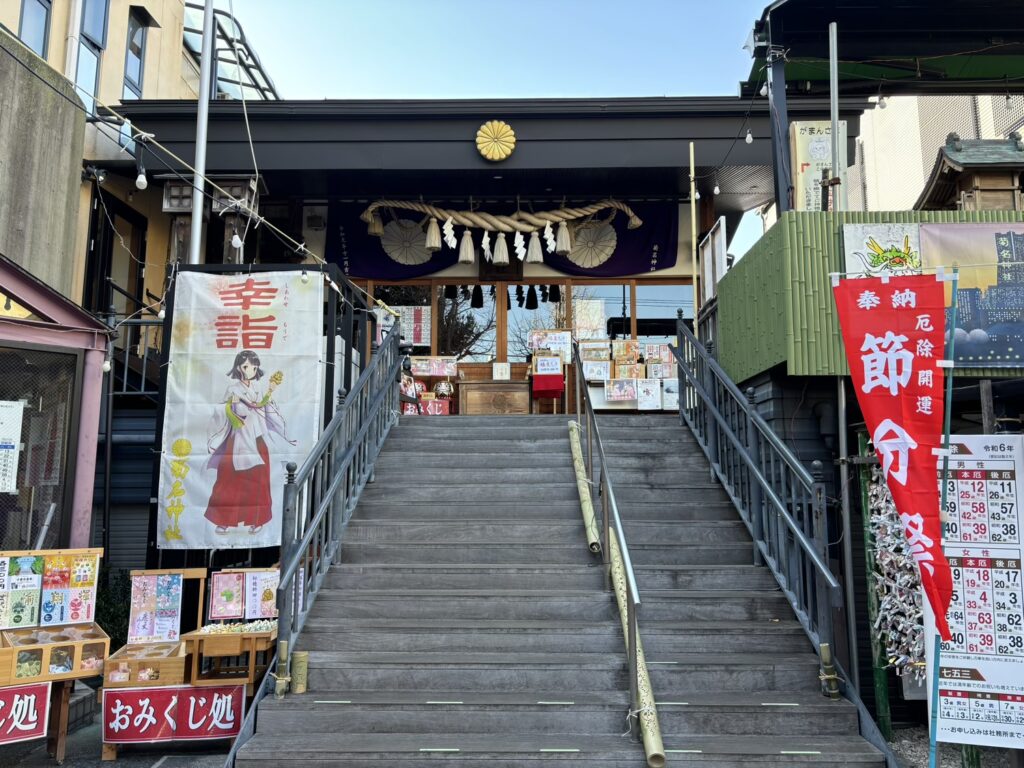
102;685;244;744
214;314;279;349
834;275;954;640
218;278;278;310
0;682;51;746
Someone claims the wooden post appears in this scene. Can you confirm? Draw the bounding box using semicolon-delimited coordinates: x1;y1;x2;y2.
46;680;73;763
496;281;508;363
629;281;638;340
979;379;996;434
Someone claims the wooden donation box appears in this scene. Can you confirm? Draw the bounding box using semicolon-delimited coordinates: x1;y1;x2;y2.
458;381;530;415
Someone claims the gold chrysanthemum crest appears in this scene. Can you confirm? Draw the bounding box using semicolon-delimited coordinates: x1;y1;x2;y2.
476;120;515;161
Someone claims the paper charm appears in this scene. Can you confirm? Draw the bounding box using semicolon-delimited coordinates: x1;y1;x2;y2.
482;231;492;261
442;216;457;249
543;222;556;253
514;231;527;261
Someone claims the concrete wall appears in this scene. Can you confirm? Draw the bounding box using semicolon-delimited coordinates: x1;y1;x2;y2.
0;28;85;296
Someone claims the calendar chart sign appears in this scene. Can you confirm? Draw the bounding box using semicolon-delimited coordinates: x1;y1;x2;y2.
926;435;1024;748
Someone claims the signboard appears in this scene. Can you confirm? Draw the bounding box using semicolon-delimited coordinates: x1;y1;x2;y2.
833;275;953;639
698;216;728;302
128;573;183;644
102;685;244;744
527;330;572;364
244;570;279;619
637;379;662;411
0;550;100;630
0;682;51;746
573;299;606;340
157;271;325;549
790;120;848;211
409;357;457;377
208;572;244;621
843;223;922;278
925;436;1024;749
0;400;25;493
377;305;431;346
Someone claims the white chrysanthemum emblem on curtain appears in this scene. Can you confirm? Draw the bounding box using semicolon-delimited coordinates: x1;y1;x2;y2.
568;221;617;269
380;219;431;265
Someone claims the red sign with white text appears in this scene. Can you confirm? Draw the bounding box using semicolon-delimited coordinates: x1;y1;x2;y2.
102;685;244;744
834;275;953;640
0;682;51;745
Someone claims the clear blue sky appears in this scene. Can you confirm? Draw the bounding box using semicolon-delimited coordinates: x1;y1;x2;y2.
234;0;768;100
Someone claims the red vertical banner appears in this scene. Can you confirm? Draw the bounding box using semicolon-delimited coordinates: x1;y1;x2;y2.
833;275;953;640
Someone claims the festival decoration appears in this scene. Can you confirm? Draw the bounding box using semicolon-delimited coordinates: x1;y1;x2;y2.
514;231;527;261
442;216;456;249
543;222;556;253
833;274;953;640
481;230;492;261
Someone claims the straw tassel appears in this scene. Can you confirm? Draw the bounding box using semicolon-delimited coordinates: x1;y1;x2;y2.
526;231;544;264
367;211;384;237
458;229;475;264
492;232;509;265
424;217;441;252
555;221;571;255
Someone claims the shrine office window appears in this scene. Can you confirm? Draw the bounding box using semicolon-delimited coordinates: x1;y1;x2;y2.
18;0;51;58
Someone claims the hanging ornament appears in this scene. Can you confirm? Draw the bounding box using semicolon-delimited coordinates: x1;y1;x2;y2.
424;217;442;252
555;221;572;255
442;216;457;249
526;231;544;264
482;230;492;261
549;284;561;303
514;231;527;261
460;285;470;301
543;222;556;253
525;285;539;310
516;284;525;307
489;285;496;298
506;287;512;311
458;229;475;264
470;284;484;309
539;285;549;302
493;233;510;265
443;284;458;299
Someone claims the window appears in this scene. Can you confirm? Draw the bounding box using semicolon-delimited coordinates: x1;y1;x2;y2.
18;0;50;58
80;0;109;48
75;42;100;113
123;11;145;95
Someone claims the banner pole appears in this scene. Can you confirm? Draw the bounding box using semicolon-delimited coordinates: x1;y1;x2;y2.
929;269;959;768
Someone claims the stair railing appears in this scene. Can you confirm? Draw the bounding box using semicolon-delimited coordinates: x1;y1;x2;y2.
274;321;403;691
571;344;645;739
672;318;903;768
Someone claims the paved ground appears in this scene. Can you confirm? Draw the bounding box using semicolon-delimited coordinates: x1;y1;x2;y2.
0;723;225;768
889;726;1016;768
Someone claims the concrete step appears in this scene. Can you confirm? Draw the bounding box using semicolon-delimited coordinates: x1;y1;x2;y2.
622;520;750;544
655;692;858;736
339;543;597;565
255;691;628;735
641;621;811;654
325;564;606;591
639;591;790;622
625;543;755;566
632;565;777;590
305;652;626;691
374;452;573;469
645;653;822;692
358;483;579;502
658;735;883;765
236;733;649;766
350;501;585;521
309;590;616;621
299;620;623;653
344;521;586;544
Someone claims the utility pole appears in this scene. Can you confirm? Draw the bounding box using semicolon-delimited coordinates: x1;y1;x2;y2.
188;0;216;265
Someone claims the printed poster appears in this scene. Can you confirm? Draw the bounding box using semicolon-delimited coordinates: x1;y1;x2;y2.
637;379;662;411
40;554;71;627
924;436;1024;750
128;574;183;644
68;552;99;623
790;120;848;211
209;572;244;620
662;379;680;411
605;380;638;402
244;570;279;619
2;555;42;629
527;330;573;364
0;400;26;493
843;223;922;278
157;271;325;549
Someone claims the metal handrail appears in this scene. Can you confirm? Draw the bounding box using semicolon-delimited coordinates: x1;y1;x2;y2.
274;323;402;689
571;342;643;727
672;318;903;768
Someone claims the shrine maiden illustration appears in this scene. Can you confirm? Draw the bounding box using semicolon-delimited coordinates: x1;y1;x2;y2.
204;350;293;535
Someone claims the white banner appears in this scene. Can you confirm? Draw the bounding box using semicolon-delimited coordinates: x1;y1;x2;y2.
925;436;1024;749
157;272;324;549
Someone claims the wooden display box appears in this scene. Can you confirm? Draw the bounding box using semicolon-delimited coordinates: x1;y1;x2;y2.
103;642;188;688
181;627;276;695
0;623;109;686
